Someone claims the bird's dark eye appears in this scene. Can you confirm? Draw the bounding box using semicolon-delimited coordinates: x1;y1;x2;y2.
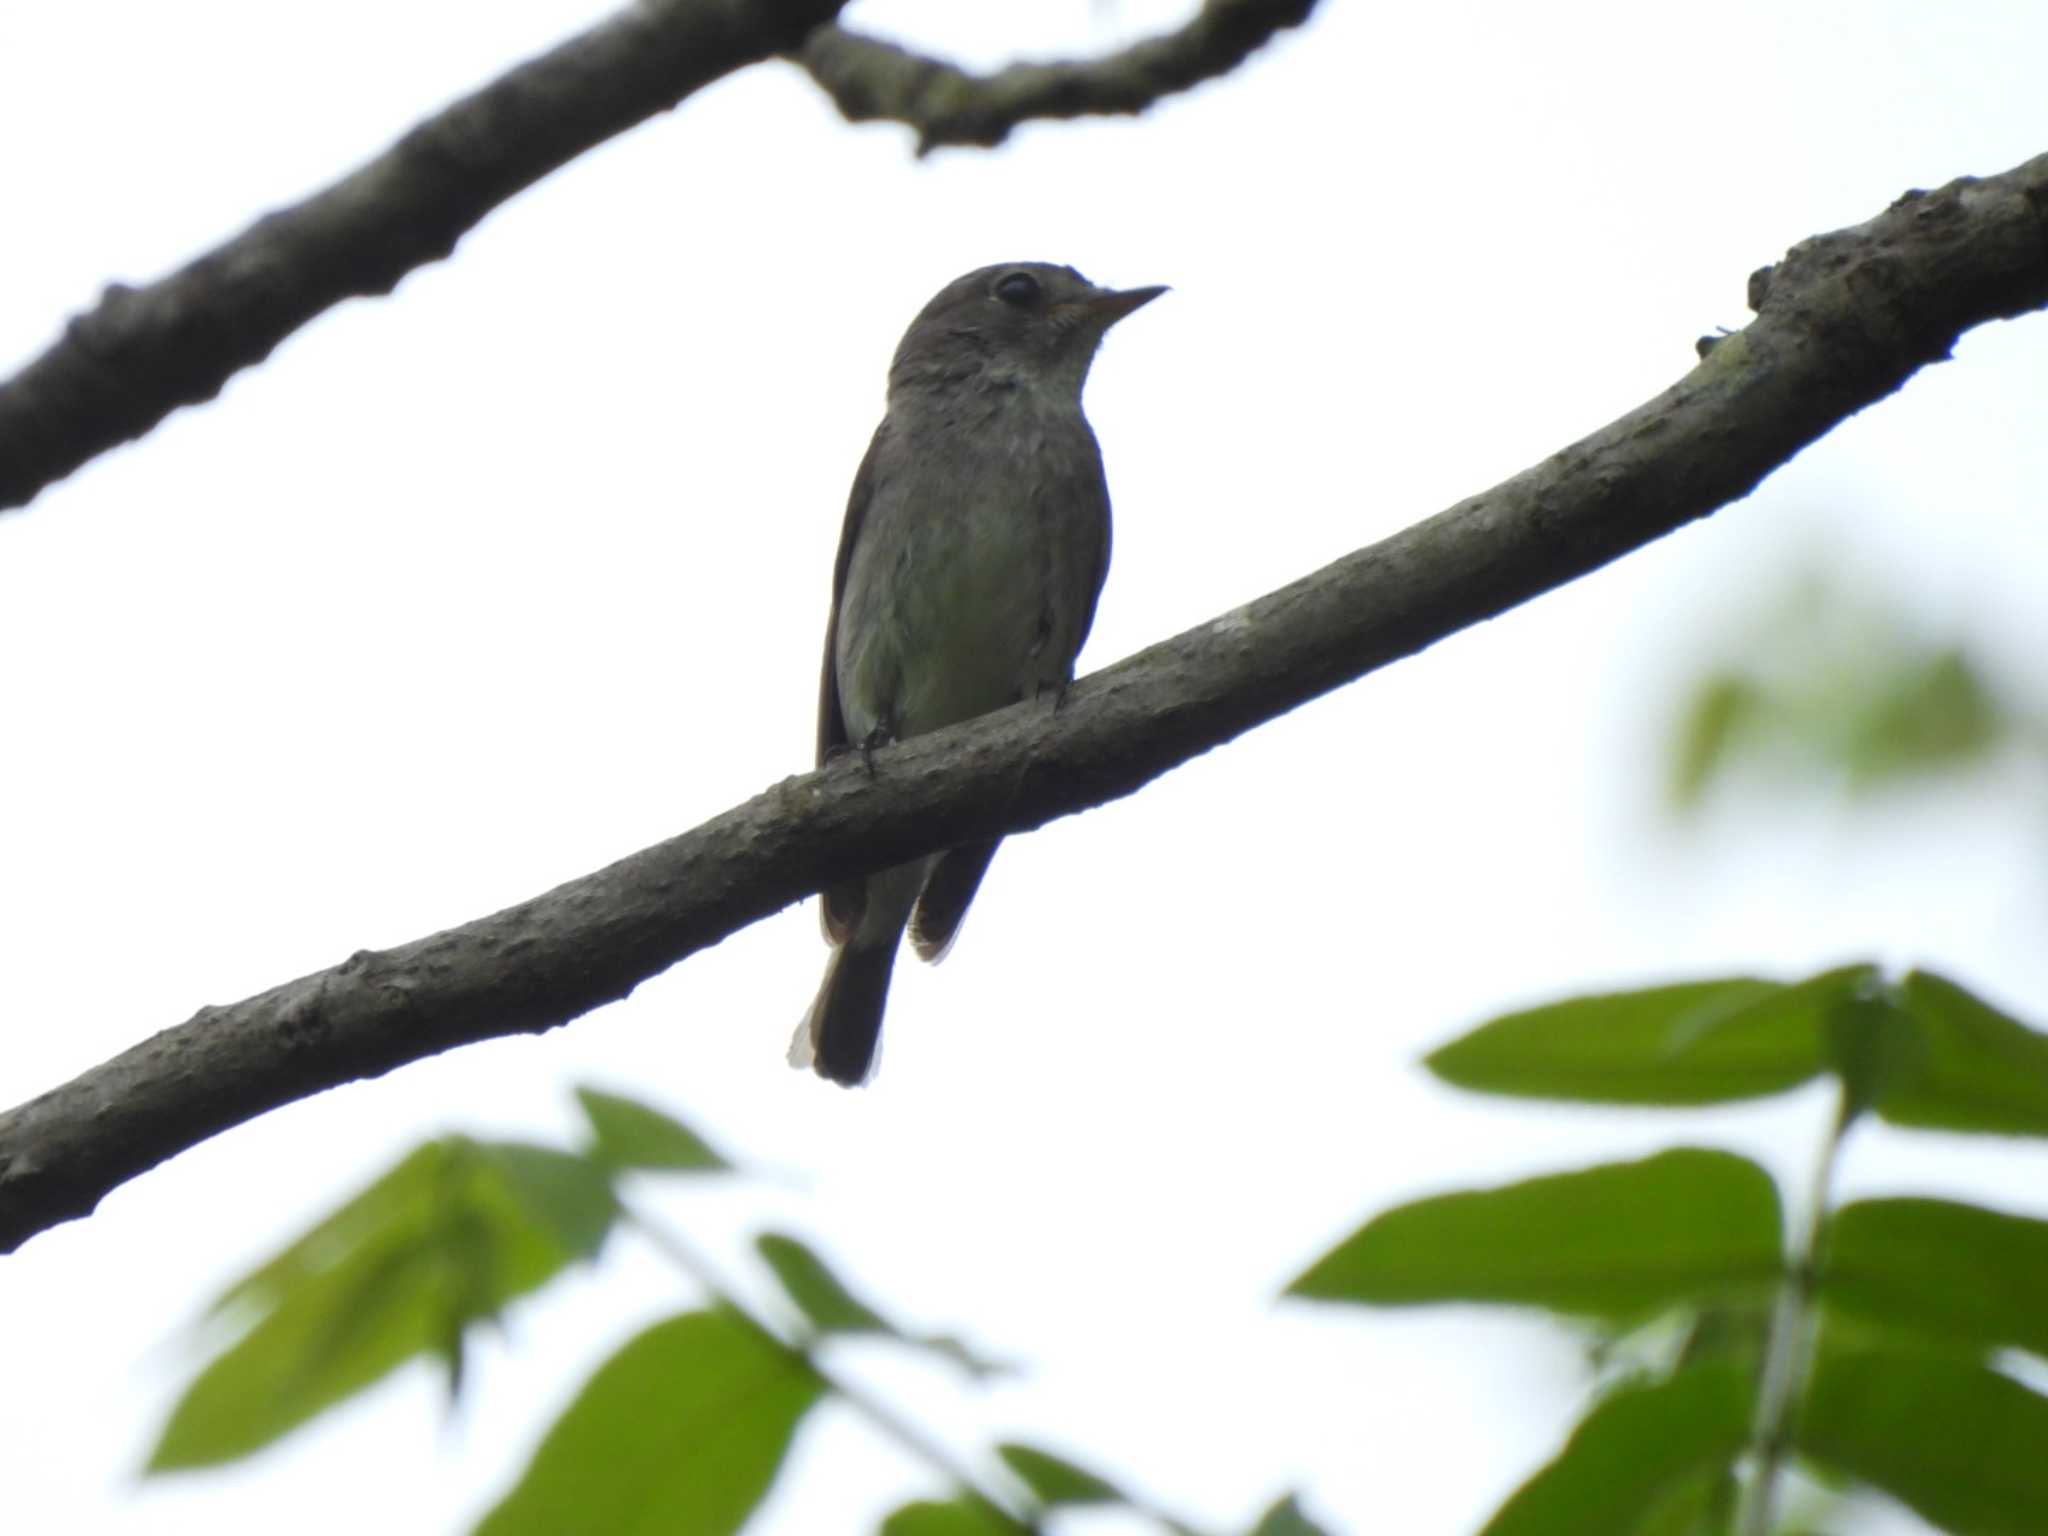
993;271;1042;307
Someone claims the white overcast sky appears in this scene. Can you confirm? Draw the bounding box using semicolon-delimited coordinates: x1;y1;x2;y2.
5;3;2048;1534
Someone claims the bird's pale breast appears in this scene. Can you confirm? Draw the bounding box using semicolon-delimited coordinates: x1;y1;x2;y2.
835;390;1109;745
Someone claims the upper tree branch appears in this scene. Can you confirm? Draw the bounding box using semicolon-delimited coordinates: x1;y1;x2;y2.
5;153;2047;1253
0;0;850;514
794;0;1320;154
0;1;1318;516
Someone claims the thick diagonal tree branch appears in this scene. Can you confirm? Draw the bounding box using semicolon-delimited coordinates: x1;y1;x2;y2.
4;153;2047;1253
0;0;850;514
794;0;1320;154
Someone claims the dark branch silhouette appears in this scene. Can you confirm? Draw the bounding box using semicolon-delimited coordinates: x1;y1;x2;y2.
6;151;2045;1253
794;0;1320;154
0;0;850;514
0;1;1319;515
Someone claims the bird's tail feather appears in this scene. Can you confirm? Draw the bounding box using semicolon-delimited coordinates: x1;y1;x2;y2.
910;839;1002;963
793;936;901;1086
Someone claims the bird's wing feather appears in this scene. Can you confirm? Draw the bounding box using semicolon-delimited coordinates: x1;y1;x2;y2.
817;422;889;944
1068;449;1114;659
818;422;889;766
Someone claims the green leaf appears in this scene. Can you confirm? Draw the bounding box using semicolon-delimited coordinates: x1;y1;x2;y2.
877;1498;1028;1535
474;1141;618;1259
757;1233;1008;1379
472;1309;823;1536
1629;1467;1737;1536
577;1087;732;1172
758;1231;889;1333
1874;971;2048;1137
1425;969;1864;1105
1841;645;2003;787
996;1443;1123;1507
149;1138;603;1471
1672;1303;1770;1374
1820;1197;2048;1361
1246;1493;1336;1536
1477;1363;1751;1536
1797;1347;2048;1536
1820;985;1925;1121
1662;575;2008;808
1288;1149;1783;1321
1669;670;1761;809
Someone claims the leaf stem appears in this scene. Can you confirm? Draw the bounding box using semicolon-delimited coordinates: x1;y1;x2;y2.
623;1206;1039;1532
1736;1090;1854;1536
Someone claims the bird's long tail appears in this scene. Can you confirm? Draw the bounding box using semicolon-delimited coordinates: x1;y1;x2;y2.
791;859;926;1086
792;937;902;1086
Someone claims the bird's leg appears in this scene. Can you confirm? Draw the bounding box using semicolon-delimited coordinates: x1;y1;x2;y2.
823;719;894;780
857;720;894;779
1035;676;1077;716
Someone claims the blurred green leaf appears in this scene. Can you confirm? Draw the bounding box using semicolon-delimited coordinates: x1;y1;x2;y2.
1477;1362;1751;1536
472;1309;822;1536
149;1137;605;1471
1425;969;1864;1105
1820;1197;2048;1361
475;1141;617;1259
577;1086;731;1173
997;1443;1123;1507
878;1498;1028;1535
1820;985;1925;1121
1842;646;2002;786
1288;1149;1783;1321
1670;671;1761;809
1874;970;2048;1136
1797;1347;2048;1536
1630;1466;1737;1536
758;1233;1009;1378
758;1231;889;1334
1663;572;2015;811
1246;1492;1336;1536
1674;1304;1770;1374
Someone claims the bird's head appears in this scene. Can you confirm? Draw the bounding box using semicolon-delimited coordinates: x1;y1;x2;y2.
890;262;1166;401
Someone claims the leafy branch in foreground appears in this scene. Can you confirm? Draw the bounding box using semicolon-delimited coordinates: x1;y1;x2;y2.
146;1086;1302;1536
1291;964;2048;1536
144;964;2048;1534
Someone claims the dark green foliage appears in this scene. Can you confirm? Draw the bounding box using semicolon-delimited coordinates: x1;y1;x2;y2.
1425;970;1860;1105
1474;1364;1751;1536
877;1498;1028;1535
1289;1149;1783;1321
1820;1197;2048;1360
1327;964;2048;1534
1871;971;2048;1136
1797;1348;2048;1536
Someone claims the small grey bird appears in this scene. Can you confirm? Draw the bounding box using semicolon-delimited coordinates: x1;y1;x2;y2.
793;262;1164;1086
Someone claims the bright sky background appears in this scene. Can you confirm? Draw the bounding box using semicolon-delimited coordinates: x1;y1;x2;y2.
5;3;2048;1533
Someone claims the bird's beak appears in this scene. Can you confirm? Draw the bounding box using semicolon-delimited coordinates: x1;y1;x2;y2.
1082;284;1169;326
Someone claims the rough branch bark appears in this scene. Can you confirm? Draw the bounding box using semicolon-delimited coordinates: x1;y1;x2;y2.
5;153;2045;1254
794;0;1320;154
0;1;1316;515
0;0;853;514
